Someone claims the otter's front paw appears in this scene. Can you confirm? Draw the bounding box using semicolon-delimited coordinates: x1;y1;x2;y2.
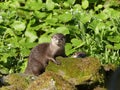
56;60;61;65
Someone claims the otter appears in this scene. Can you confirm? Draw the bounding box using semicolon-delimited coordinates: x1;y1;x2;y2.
72;52;86;58
25;33;66;76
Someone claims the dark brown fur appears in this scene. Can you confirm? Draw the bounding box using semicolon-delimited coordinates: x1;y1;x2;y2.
25;33;66;76
72;52;86;58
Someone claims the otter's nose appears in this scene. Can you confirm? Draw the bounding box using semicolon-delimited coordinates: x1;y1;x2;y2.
55;39;60;43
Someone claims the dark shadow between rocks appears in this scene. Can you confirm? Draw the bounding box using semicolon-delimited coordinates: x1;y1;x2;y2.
75;81;102;90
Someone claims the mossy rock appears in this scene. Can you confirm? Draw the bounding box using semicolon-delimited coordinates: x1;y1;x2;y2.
26;71;76;90
46;57;104;85
0;73;36;90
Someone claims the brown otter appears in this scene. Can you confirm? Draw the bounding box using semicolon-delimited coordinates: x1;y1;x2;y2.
25;33;66;76
72;52;86;58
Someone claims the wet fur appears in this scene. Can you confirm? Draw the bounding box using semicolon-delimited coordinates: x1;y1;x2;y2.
25;34;66;76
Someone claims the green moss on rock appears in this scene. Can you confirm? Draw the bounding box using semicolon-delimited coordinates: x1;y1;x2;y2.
26;71;77;90
0;73;33;90
0;57;107;90
46;57;103;85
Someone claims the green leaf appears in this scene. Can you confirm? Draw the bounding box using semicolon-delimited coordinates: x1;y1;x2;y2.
63;2;70;8
25;30;38;42
26;19;36;31
17;8;32;19
46;0;55;10
19;39;37;56
71;38;84;47
0;1;10;9
80;13;91;24
11;21;26;31
88;20;102;34
6;37;19;47
55;26;70;35
34;11;47;19
9;1;20;8
38;34;51;43
58;12;72;23
97;22;105;30
88;24;97;33
105;44;113;49
109;8;120;18
107;36;120;43
0;66;9;75
26;0;43;10
96;12;108;20
67;0;75;5
66;49;75;56
114;44;120;50
19;38;36;48
5;28;15;36
65;43;75;55
95;4;103;11
82;0;89;9
63;0;75;7
28;19;36;26
73;4;82;11
46;18;58;25
20;47;30;56
0;53;10;63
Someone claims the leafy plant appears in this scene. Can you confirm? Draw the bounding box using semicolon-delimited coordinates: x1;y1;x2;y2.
0;0;120;74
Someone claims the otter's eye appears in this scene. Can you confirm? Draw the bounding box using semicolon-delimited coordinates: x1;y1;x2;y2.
60;38;63;40
54;37;58;40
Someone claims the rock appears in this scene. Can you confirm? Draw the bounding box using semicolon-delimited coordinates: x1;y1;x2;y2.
0;73;36;90
0;57;108;90
26;71;77;90
0;72;76;90
46;57;104;85
108;67;120;90
102;64;116;87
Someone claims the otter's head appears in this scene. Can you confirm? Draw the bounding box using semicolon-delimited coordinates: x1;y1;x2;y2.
51;33;65;47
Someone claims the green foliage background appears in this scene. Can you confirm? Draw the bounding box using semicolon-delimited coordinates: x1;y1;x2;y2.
0;0;120;74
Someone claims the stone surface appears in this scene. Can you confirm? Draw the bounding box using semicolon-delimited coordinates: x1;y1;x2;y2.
26;71;77;90
46;57;103;85
0;57;110;90
0;73;35;90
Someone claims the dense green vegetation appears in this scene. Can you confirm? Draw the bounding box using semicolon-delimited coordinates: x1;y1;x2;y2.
0;0;120;74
